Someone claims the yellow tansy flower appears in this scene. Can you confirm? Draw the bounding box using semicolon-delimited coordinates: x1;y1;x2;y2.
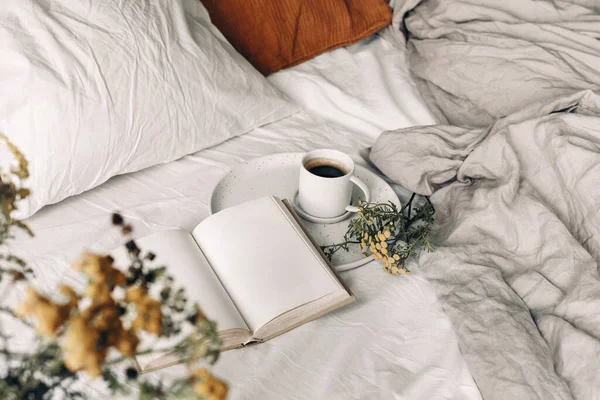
16;288;73;337
116;329;140;356
63;315;106;377
193;368;228;400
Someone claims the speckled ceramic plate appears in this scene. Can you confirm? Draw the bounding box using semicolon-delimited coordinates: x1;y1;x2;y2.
209;153;401;272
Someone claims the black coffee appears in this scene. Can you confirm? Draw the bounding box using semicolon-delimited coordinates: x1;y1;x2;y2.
308;164;346;178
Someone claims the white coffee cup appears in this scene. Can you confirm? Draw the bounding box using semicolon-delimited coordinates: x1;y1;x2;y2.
298;149;370;219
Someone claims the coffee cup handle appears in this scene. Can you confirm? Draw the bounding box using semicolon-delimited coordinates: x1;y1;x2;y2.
345;176;371;213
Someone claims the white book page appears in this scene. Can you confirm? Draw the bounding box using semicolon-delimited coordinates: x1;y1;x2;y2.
111;230;248;334
192;196;341;332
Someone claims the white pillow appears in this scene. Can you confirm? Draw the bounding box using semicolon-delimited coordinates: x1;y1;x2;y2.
0;0;298;218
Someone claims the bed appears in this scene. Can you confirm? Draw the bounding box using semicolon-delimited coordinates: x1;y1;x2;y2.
5;20;480;400
5;0;600;399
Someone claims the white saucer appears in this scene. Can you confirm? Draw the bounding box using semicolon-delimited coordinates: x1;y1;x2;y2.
209;153;401;272
292;191;352;224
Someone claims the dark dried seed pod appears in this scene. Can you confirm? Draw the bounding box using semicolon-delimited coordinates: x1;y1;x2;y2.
112;213;124;226
125;240;138;252
186;313;198;325
125;367;138;380
145;270;157;284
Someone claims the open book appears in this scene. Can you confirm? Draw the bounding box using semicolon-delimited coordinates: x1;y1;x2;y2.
112;196;354;373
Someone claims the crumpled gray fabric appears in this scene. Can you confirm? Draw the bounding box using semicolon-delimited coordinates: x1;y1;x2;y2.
370;90;600;400
402;0;600;127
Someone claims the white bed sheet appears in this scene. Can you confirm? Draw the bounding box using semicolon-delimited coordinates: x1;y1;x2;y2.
7;35;481;399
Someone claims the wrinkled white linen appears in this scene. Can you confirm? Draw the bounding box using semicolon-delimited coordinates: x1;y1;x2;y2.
4;36;481;399
0;0;297;218
371;90;600;400
403;0;600;127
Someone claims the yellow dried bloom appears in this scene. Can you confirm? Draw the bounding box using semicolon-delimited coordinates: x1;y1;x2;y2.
0;132;29;180
59;285;79;309
63;315;106;377
381;242;388;249
16;288;73;337
128;289;163;335
73;252;126;290
194;381;211;397
15;289;38;318
64;298;140;376
116;329;140;356
36;304;66;337
125;287;146;303
83;303;121;332
193;368;228;400
393;254;400;260
384;230;391;238
84;282;113;305
73;252;103;278
381;248;388;255
375;243;381;250
193;368;211;380
391;266;399;275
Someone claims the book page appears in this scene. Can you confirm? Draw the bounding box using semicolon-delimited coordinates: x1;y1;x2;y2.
192;196;341;332
111;229;249;367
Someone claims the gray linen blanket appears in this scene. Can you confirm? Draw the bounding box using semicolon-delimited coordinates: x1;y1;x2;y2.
370;90;600;399
398;0;600;127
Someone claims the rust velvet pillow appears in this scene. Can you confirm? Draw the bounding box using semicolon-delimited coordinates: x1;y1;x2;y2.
200;0;393;75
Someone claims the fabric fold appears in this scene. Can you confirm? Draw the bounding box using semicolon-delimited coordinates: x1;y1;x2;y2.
370;90;600;400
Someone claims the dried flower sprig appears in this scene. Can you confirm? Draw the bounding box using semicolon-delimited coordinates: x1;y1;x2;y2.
0;133;33;282
321;193;435;275
0;134;228;400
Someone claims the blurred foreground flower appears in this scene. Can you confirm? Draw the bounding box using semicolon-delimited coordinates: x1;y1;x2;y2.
0;134;227;399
